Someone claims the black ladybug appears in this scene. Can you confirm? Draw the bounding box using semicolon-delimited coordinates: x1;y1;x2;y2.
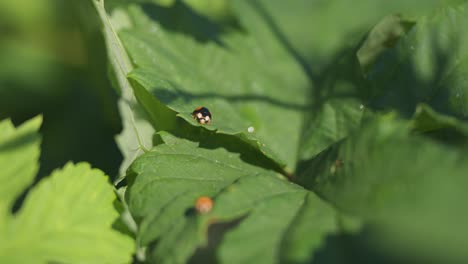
192;106;212;124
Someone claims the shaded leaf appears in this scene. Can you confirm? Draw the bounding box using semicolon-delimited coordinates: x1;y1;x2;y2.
298;2;468;172
126;132;340;264
366;3;468;118
410;103;468;148
298;114;468;262
297;51;367;165
357;15;414;72
91;0;155;180
215;182;337;264
255;0;466;71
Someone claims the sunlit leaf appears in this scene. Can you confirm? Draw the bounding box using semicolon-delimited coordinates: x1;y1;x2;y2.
127;132;339;263
0;116;41;218
0;163;134;263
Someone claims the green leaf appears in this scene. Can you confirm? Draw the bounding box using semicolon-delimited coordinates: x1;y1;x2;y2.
116;0;310;171
91;0;155;180
0;162;134;263
254;0;465;71
216;183;337;264
409;103;468;149
298;114;468;261
0;115;134;262
298;2;468;167
115;98;155;181
126;132;339;263
297;52;368;164
183;0;233;23
0;116;41;218
366;3;468;118
297;13;413;165
357;15;415;72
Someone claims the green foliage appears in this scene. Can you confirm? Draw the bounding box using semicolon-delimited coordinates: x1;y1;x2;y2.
0;117;41;218
298;114;468;261
365;4;468;117
127;132;339;263
255;0;466;70
91;0;468;263
2;0;468;263
92;0;155;180
121;0;310;171
0;117;134;263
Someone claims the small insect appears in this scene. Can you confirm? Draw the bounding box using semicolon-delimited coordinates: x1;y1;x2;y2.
195;196;213;214
192;106;212;125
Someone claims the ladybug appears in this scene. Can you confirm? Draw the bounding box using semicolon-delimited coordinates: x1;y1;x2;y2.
195;196;213;214
192;106;212;125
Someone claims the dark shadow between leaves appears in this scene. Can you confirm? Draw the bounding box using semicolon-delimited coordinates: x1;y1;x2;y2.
308;226;426;264
295;139;343;193
249;0;375;114
4;0;123;216
295;16;468;188
247;0;315;82
165;117;286;174
140;0;313;111
0;128;39;152
142;214;246;264
319;221;468;264
293;43;369;186
112;199;136;239
366;33;463;119
141;0;240;46
11;184;32;214
423;127;468;148
189;216;246;264
151;87;311;111
129;79;286;175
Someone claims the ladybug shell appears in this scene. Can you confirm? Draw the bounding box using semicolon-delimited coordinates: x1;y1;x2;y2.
192;106;212;124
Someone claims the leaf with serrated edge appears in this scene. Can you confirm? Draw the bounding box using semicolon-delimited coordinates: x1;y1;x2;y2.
0;116;41;220
118;0;310;171
91;0;155;181
0;162;134;263
126;132;339;264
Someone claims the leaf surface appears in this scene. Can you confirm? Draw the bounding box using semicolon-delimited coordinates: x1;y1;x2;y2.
297;114;468;261
92;0;155;180
0;116;133;263
366;3;468;118
298;2;468;170
0;162;134;263
0;116;41;218
255;0;466;71
117;0;310;171
126;132;339;263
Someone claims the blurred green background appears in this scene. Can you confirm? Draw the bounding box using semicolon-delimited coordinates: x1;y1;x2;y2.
0;0;122;181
